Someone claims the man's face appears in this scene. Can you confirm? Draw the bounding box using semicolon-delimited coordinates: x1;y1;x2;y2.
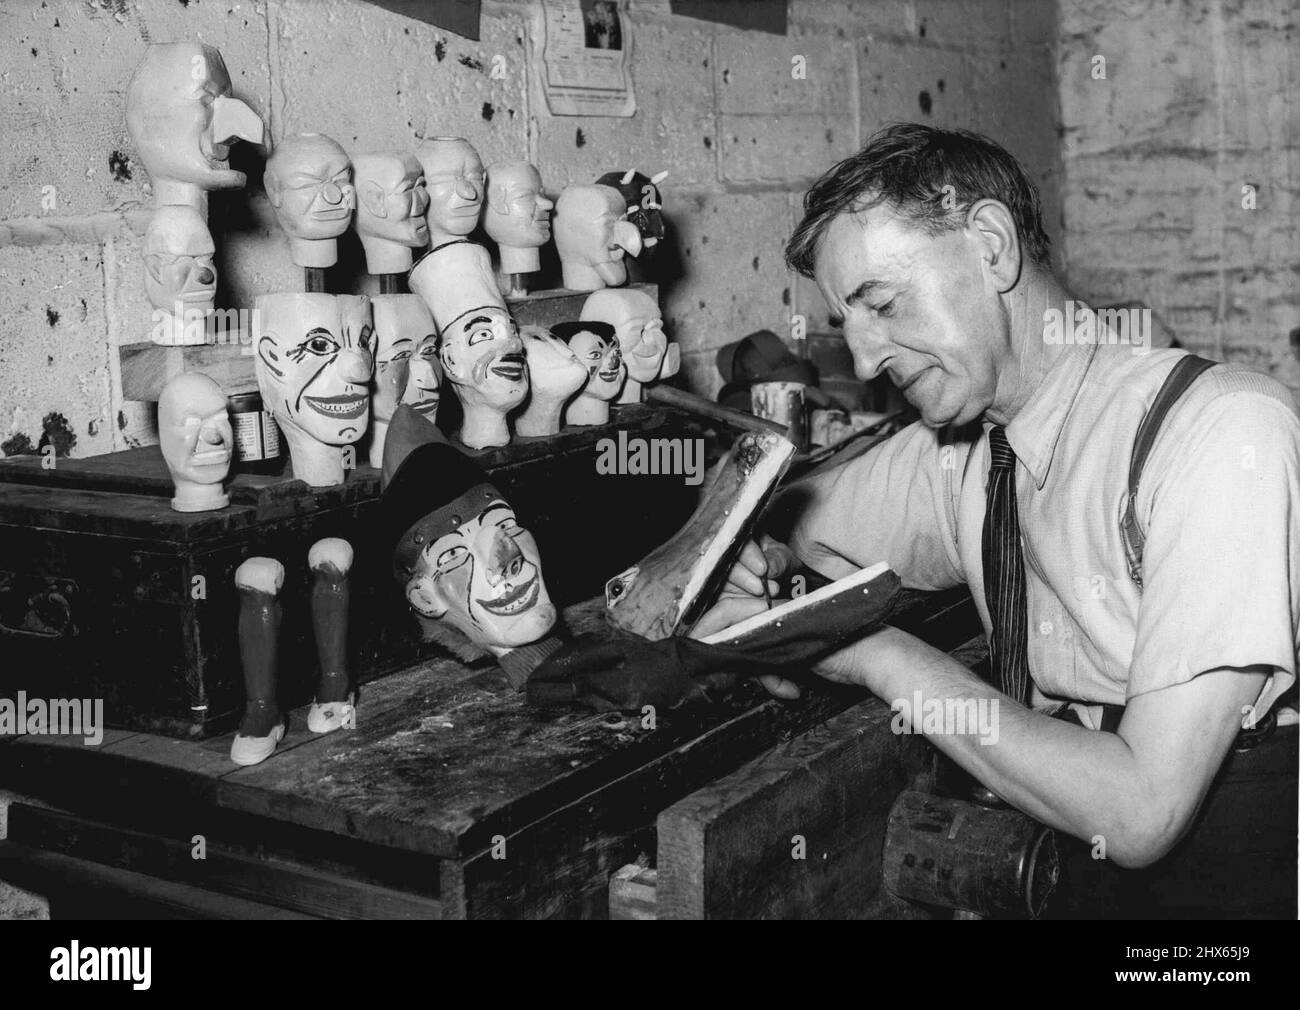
405;490;556;649
371;297;431;424
266;137;355;240
355;154;430;247
158;384;232;486
420;140;485;238
143;208;216;315
485;165;553;248
814;205;1006;428
438;307;527;411
255;294;374;445
568;329;625;401
125;43;263;192
402;333;442;418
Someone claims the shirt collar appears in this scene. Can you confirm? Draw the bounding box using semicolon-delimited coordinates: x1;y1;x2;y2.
1001;341;1100;489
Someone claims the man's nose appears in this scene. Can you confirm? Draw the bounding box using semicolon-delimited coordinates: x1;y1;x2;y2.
337;348;373;385
194;265;215;285
845;326;891;381
412;187;430;215
455;176;479;201
320;181;344;205
484;529;524;587
537;194;555;211
199;425;224;445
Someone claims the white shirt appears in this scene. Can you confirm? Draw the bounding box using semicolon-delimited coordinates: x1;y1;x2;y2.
786;342;1300;727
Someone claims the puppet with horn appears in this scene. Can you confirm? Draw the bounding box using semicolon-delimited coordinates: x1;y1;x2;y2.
595;168;668;260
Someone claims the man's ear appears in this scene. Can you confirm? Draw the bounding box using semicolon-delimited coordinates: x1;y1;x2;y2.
360;180;388;220
406;575;448;618
967;198;1022;293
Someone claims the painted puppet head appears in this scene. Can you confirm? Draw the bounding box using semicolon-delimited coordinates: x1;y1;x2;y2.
253;292;374;446
382;405;556;651
409;241;526;447
554;320;625;402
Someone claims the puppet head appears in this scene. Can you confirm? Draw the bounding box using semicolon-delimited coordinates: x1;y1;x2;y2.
125;42;263;209
553;184;642;291
352;151;431;274
382;405;556;653
158;371;233;512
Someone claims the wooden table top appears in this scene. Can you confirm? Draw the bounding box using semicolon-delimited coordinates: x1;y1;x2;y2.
1;590;983;864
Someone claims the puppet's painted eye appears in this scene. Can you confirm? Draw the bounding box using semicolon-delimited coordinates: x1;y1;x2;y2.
305;332;338;355
436;545;469;571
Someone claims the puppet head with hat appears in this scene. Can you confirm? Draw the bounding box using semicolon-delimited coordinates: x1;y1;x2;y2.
382;404;556;658
409;240;527;449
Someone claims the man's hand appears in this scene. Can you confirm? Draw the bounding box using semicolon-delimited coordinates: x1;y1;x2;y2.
722;534;796;598
690;540;802;700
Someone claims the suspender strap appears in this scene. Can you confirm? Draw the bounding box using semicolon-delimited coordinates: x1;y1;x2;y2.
1119;354;1218;588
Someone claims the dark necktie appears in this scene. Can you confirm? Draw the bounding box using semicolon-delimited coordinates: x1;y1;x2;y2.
982;426;1031;704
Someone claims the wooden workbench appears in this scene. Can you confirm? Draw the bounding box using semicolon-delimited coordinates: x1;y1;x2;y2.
0;590;983;919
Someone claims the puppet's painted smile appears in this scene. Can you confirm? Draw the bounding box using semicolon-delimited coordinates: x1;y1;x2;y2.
489;353;526;382
476;574;539;617
304;393;367;419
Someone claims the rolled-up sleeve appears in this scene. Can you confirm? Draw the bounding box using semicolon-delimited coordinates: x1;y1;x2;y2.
1128;380;1300;716
778;421;969;590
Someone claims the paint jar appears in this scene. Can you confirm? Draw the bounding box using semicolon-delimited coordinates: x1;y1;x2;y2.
227;391;284;474
751;381;807;452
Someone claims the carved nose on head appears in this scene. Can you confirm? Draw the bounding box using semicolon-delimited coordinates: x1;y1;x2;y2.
199;425;224;445
611;220;642;258
321;181;343;205
337;348;373;385
194;265;215;285
484;528;523;587
455;177;479;201
210;94;264;146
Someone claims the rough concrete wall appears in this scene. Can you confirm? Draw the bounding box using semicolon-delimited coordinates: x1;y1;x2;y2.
1058;0;1299;400
0;0;1061;458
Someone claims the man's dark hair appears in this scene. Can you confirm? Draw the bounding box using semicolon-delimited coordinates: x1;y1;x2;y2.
785;123;1052;277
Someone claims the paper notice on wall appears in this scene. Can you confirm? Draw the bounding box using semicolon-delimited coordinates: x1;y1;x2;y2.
538;0;635;117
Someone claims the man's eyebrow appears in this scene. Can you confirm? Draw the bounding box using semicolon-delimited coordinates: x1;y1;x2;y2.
827;279;887;328
466;315;493;328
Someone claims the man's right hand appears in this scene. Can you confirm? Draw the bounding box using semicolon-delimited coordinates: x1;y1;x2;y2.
723;534;796;599
699;535;803;701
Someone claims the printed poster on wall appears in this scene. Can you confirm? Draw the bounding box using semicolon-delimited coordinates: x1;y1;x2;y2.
537;0;636;117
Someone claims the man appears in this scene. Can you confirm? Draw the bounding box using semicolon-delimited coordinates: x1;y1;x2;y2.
695;125;1298;893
